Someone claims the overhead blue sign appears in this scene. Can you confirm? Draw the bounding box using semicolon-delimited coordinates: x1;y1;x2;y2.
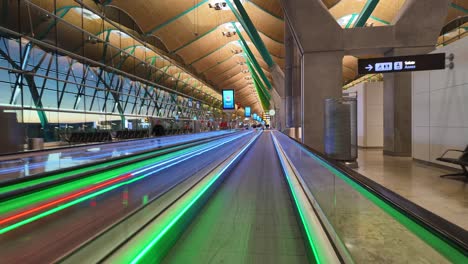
253;113;257;120
245;106;251;117
222;89;235;110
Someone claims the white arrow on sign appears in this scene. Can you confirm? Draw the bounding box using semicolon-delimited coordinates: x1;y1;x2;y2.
365;64;373;71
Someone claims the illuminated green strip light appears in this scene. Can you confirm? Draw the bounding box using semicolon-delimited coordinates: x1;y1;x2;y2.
253;78;270;110
0;146;196;215
286;137;467;263
271;134;321;264
129;132;262;263
0;133;250;234
1;132;236;198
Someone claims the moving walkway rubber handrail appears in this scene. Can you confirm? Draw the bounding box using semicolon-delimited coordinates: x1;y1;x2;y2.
284;134;468;256
272;133;343;264
59;131;260;263
0;132;238;202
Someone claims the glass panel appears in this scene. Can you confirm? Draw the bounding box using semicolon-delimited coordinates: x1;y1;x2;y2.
272;131;462;264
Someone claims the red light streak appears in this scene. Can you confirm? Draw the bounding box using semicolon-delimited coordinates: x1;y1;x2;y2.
0;174;132;226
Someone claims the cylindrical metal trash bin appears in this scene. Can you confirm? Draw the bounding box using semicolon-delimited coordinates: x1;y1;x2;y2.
28;138;44;150
324;97;358;162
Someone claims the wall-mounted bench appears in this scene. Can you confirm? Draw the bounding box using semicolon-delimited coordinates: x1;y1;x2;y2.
436;145;468;179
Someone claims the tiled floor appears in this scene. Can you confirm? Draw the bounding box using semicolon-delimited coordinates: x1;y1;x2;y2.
355;149;468;230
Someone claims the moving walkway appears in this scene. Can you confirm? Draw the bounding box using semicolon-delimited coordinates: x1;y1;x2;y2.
0;131;466;263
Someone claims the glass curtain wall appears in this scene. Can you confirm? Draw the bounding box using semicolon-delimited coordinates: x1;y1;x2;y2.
0;0;222;145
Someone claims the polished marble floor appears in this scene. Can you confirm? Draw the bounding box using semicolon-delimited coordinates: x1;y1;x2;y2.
355;149;468;230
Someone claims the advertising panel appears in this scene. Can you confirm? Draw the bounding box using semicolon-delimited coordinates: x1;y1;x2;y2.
222;89;235;110
245;106;251;117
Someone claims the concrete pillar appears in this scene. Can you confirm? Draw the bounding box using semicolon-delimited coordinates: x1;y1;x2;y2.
293;44;302;127
383;71;412;156
281;0;343;149
269;79;284;130
302;51;344;152
383;47;433;156
291;45;302;139
280;0;450;153
285;24;294;128
381;0;451;156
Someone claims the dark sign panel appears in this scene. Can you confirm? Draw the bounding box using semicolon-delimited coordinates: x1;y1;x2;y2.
245;106;251;117
222;89;235;110
358;53;446;74
188;98;193;108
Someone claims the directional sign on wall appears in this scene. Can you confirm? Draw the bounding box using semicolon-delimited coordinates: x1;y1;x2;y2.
358;53;446;74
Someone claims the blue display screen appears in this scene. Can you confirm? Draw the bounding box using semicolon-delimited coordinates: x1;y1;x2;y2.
253;113;257;120
245;107;251;117
222;89;235;110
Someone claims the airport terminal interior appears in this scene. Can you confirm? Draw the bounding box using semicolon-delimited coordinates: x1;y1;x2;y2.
0;0;467;263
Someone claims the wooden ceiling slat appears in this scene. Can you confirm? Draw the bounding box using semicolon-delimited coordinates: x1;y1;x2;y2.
250;0;284;20
210;65;244;83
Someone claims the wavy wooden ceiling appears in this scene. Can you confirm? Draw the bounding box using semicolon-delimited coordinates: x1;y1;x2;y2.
106;0;466;113
105;0;286;114
24;0;468;115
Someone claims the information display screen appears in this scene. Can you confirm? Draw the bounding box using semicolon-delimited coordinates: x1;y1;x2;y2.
222;89;235;110
253;113;257;120
358;53;445;74
245;106;251;117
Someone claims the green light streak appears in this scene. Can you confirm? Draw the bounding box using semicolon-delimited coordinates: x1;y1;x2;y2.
0;165;178;234
1;132;236;195
0;133;250;235
0;140;224;216
128;132;262;263
271;134;321;264
0;149;188;215
286;136;467;263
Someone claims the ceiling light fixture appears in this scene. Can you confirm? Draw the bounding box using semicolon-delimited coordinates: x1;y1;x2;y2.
111;30;131;39
222;31;237;37
74;7;101;20
85;36;101;44
208;1;245;11
208;2;227;10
